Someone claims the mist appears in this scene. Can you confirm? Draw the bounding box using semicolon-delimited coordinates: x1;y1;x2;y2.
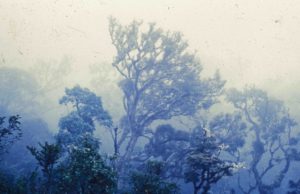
1;0;300;193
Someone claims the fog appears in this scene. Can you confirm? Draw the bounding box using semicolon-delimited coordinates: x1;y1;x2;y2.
1;1;300;82
1;0;300;113
1;1;300;193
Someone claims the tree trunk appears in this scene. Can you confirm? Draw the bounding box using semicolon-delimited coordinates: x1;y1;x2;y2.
116;135;139;189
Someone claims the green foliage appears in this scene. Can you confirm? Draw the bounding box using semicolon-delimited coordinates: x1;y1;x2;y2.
184;128;235;194
0;170;39;194
27;142;60;194
55;136;116;194
25;137;116;194
0;170;14;194
52;86;117;193
27;142;60;179
129;161;179;194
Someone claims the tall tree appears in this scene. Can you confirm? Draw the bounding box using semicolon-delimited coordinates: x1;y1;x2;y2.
54;86;117;193
108;17;225;167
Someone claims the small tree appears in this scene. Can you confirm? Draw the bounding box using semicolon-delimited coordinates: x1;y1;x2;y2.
184;128;236;194
27;142;60;194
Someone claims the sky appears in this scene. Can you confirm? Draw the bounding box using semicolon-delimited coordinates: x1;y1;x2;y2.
0;0;300;114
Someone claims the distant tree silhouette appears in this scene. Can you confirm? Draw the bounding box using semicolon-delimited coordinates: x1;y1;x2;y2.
225;87;299;193
0;115;21;155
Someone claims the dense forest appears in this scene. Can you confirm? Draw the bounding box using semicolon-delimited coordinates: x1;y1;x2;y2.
1;17;300;194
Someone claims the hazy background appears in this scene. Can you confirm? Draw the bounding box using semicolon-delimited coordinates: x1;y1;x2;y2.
0;0;299;128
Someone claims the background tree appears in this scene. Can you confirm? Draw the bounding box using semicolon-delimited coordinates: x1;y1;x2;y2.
209;112;247;162
108;17;225;169
1;118;53;175
30;57;71;95
0;115;21;155
0;114;23;194
143;124;190;180
225;87;299;194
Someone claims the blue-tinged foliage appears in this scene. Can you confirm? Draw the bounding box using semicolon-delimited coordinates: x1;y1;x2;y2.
57;86;112;149
59;85;112;128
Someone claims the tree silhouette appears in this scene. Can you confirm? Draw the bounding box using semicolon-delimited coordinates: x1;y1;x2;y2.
108;17;225;171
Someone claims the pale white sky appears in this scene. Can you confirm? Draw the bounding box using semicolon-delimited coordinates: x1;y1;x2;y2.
0;0;300;113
